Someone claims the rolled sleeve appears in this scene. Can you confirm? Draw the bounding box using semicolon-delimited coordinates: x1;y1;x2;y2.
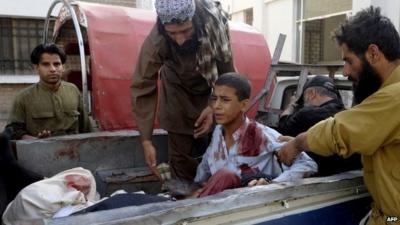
308;87;400;158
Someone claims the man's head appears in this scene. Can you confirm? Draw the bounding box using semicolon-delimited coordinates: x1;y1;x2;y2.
31;43;66;86
211;73;251;127
333;7;400;104
155;0;198;54
298;76;340;107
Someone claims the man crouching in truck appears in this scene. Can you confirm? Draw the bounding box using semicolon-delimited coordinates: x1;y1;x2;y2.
193;73;317;197
131;0;235;181
278;7;400;225
5;43;92;140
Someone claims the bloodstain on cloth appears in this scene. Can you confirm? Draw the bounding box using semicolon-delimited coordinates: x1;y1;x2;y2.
238;121;268;157
239;164;260;175
65;174;92;198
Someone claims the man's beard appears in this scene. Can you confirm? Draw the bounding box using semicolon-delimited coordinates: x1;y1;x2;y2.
352;58;382;104
163;29;199;55
170;38;199;55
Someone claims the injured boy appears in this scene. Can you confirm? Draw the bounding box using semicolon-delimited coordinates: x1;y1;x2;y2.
194;73;317;197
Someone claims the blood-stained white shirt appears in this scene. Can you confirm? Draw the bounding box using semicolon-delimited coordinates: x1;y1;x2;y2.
194;118;317;183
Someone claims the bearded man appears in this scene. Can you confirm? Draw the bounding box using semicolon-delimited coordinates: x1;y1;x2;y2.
130;0;235;181
277;7;400;225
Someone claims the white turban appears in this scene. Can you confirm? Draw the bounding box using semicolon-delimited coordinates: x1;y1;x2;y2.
155;0;196;24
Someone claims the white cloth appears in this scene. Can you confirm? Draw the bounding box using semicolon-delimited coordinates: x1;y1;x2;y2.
2;167;99;225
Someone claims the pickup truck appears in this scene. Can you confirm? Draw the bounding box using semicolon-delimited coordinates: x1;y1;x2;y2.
6;1;371;224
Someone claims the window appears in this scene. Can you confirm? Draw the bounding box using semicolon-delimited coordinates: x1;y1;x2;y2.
303;0;352;19
244;8;253;26
303;20;323;64
296;0;351;63
0;19;13;75
0;18;52;75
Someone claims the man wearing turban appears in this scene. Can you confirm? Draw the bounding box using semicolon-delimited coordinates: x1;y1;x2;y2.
131;0;235;181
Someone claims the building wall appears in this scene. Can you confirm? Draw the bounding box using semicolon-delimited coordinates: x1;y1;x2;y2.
0;0;53;18
220;0;296;62
264;0;296;62
80;0;137;8
0;0;153;19
220;0;400;64
220;0;262;29
220;0;257;14
230;10;245;23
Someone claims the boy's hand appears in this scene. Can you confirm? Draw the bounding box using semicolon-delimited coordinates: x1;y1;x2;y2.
247;178;270;187
194;106;213;139
22;134;37;140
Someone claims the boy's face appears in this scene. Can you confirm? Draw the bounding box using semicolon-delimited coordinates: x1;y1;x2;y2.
210;85;249;126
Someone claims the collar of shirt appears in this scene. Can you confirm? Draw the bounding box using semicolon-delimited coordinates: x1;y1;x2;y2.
382;64;400;88
38;81;62;92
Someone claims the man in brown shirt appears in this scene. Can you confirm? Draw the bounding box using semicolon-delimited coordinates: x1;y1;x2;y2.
131;0;235;181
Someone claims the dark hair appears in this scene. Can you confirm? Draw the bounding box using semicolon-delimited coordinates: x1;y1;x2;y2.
215;73;251;101
333;6;400;61
30;43;67;65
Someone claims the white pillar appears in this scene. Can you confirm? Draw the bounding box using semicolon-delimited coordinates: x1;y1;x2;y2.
252;0;265;32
